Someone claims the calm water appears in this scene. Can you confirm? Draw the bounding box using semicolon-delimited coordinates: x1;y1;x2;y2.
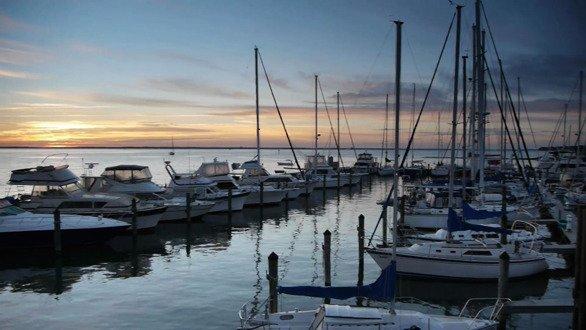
0;148;572;329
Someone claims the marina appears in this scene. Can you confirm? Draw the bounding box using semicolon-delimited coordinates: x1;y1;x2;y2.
0;0;584;329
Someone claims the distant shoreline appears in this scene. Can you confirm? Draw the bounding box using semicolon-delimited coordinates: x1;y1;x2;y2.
0;146;545;151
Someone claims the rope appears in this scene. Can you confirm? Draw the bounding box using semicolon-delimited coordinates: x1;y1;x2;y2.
519;88;538;149
257;50;304;175
339;96;358;159
317;77;344;167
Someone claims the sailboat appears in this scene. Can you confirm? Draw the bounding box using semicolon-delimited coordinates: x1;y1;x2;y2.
238;20;498;329
367;5;547;281
169;137;175;156
378;94;394;176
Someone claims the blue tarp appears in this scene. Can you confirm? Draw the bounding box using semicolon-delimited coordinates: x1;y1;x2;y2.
462;202;504;220
448;208;513;234
278;261;396;302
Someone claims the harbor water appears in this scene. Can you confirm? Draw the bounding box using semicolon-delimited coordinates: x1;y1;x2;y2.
0;148;573;329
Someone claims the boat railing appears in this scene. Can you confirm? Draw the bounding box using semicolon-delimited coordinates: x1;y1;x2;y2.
395;296;444;310
238;297;269;329
459;297;511;321
511;220;539;250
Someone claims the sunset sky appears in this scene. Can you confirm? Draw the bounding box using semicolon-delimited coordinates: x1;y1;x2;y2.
0;0;584;148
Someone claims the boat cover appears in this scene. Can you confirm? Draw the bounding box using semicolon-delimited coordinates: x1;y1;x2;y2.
449;208;512;234
462;202;504;220
278;261;396;301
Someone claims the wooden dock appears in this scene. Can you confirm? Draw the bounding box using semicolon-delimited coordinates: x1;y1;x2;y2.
541;243;576;254
504;299;573;314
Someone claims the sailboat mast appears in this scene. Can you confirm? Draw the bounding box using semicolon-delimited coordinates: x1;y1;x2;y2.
470;24;477;186
579;71;583;151
337;91;341;163
448;5;462;207
385;94;389;161
563;103;568;146
462;55;468;201
255;47;261;162
315;75;318;160
478;27;486;191
410;83;415;165
392;20;402;259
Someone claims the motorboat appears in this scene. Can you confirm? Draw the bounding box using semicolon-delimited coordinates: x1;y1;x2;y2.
378;164;395;176
352;152;379;174
84;164;214;221
233;160;303;200
9;165;166;231
0;199;129;249
304;154;354;188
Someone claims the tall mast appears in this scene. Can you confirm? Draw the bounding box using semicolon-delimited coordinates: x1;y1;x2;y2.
437;108;441;161
563;103;568;146
385;94;389;161
448;6;462;207
410;83;415;165
254;47;261;162
499;59;504;170
470;24;477;185
462;55;468;201
478;28;486;191
337;91;341;163
314;74;318;160
516;77;522;151
392;20;402;259
579;71;583;151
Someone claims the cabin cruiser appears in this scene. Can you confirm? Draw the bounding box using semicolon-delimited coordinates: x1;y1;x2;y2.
304;154;358;188
84;164;213;220
414;223;551;244
9;165;166;230
367;210;548;280
234;160;307;200
352;152;379;174
168;175;247;213
0;199;129;249
378;163;395;176
168;159;285;206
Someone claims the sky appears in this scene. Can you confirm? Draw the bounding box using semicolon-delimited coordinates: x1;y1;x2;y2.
0;0;584;148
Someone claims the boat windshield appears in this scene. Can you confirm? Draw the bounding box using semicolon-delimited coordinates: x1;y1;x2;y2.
32;183;82;197
0;205;26;216
103;168;153;183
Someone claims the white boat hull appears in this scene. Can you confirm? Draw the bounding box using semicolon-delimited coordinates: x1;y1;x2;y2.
244;189;287;205
159;203;212;222
367;249;547;280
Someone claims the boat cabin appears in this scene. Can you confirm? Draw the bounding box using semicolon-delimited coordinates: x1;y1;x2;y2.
101;165;153;183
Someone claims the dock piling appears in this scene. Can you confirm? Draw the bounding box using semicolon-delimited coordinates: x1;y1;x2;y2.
259;181;264;206
357;214;364;286
53;208;62;255
574;205;585;330
228;187;233;214
268;252;279;313
498;251;510;330
185;192;192;223
131;198;138;238
323;230;332;304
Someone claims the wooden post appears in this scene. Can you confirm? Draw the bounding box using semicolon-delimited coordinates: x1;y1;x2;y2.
382;204;388;246
259;181;264;205
357;214;364;286
322;174;327;190
574;205;586;330
399;195;406;226
500;183;508;245
337;170;340;190
268;252;279;313
228;186;233;214
185;192;192;223
53;208;62;255
498;251;510;330
131;198;138;238
323;230;332;304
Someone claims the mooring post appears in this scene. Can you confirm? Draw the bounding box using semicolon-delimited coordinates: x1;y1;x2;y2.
574;205;585;330
500;183;508;245
322;174;327;190
399;195;406;227
337;170;340;190
228;186;233;214
259;181;264;206
498;251;510;330
185;192;192;222
382;204;388;247
53;208;62;255
268;252;279;313
131;198;138;238
358;214;364;286
323;230;332;304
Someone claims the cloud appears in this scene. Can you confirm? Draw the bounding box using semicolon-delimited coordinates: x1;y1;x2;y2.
142;78;249;99
0;39;50;66
16;90;208;109
503;54;586;98
0;68;38;79
0;12;37;33
155;51;226;71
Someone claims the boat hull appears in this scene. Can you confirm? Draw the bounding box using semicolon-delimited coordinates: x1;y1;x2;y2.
159;203;212;222
0;227;128;249
367;248;547;280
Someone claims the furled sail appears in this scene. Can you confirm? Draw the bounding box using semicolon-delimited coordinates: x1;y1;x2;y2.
278;262;396;302
448;208;512;234
462;202;504;220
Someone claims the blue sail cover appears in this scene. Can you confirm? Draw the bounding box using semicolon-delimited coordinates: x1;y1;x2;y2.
462;202;504;220
448;208;513;234
278;261;396;302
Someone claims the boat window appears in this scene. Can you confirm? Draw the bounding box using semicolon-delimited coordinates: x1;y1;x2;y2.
103;168;153;183
435;249;441;252
60;201;93;209
32;186;68;197
316;169;328;175
450;251;456;253
486;234;499;238
463;250;492;256
94;201;108;208
0;205;26;216
216;181;236;190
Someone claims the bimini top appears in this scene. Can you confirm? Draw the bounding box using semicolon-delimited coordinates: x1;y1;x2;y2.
102;165;153;183
195;160;230;177
9;165;79;186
